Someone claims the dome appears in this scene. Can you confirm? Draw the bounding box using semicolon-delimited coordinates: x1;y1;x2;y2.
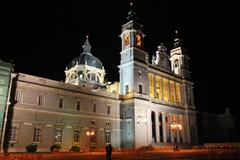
68;52;103;69
67;36;104;69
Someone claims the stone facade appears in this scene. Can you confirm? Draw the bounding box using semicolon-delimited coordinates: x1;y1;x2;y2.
6;73;121;152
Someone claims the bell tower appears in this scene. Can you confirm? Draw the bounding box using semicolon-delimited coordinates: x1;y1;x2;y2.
170;30;191;79
118;2;148;95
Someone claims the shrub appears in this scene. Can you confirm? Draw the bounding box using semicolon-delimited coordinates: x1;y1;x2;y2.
70;145;80;152
26;144;38;153
50;144;61;152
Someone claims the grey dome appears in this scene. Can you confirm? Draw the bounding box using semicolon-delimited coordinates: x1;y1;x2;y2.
67;36;103;69
68;52;103;69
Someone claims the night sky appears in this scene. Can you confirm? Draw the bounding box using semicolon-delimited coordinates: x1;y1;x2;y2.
2;1;239;131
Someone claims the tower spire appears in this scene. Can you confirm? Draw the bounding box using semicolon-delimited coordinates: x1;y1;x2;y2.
82;36;91;53
127;0;137;20
173;30;182;48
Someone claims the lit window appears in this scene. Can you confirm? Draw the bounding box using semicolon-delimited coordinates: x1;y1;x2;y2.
169;81;175;102
105;131;111;143
74;130;80;143
175;83;182;103
33;127;41;142
55;129;62;143
38;94;44;106
148;73;154;98
124;35;130;46
156;76;162;100
10;127;18;142
163;78;169;101
136;34;142;46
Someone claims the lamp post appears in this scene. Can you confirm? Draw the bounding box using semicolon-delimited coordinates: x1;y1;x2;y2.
86;131;95;151
170;122;182;143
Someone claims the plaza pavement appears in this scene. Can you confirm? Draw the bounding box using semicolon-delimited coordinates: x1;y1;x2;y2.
0;149;240;160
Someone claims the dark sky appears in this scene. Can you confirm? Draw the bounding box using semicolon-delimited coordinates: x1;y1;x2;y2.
2;1;239;123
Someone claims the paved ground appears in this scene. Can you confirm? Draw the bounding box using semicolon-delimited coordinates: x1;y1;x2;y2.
1;149;240;160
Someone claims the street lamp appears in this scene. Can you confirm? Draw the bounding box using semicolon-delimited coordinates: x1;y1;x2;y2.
170;123;182;130
86;131;95;136
86;131;95;151
170;122;182;143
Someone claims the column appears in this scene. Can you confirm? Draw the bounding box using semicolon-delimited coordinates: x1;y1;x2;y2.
147;109;152;145
162;112;167;143
176;115;180;143
181;115;186;143
170;114;174;143
184;112;191;143
153;75;156;98
161;77;164;100
155;112;160;143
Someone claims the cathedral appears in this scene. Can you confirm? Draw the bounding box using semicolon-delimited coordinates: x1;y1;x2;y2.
0;7;199;152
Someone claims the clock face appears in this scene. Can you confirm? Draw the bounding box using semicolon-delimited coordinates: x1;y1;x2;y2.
136;34;142;46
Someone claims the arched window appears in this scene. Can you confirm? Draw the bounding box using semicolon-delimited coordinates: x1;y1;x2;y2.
174;59;179;68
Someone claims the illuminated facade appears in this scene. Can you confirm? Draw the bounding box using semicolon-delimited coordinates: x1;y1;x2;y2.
118;10;197;148
2;7;198;152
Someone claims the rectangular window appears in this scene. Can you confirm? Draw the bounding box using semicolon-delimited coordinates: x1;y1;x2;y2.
38;94;44;106
55;129;62;143
169;81;175;102
156;76;162;100
58;98;63;108
76;101;81;111
93;103;96;113
74;130;80;143
138;84;143;94
33;127;41;142
163;78;169;101
10;127;18;141
148;73;154;98
175;83;182;103
107;105;110;115
125;85;129;94
105;131;111;143
15;91;22;102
